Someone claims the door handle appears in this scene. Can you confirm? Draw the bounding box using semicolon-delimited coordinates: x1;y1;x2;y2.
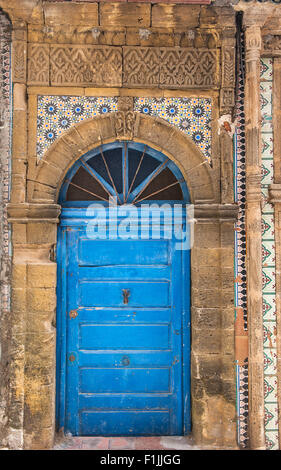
122;289;130;304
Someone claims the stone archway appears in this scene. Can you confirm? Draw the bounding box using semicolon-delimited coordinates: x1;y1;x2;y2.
30;113;216;205
7;113;238;450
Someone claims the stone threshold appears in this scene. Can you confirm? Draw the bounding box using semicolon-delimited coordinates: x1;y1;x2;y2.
53;436;201;451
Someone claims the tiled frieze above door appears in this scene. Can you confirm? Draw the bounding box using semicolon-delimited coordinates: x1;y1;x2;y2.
36;96;212;164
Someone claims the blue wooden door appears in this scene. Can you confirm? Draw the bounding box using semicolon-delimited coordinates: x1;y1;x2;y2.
57;211;190;436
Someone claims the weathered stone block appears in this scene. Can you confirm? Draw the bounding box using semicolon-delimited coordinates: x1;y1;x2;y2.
24;426;54;450
192;307;221;330
35;162;62;189
221;267;234;290
221;307;235;330
192;326;221;354
12;111;27;159
100;3;151;27
11;288;26;313
27;288;56;313
222;380;236;404
221;357;236;382
192;288;223;309
191;248;220;267
192;266;221;289
194;223;221;248
220;247;234;268
221;329;235;355
27;263;56;288
26;223;57;245
12;264;27;284
44;3;98;26
26;311;55;335
12;224;27;244
152;5;200;28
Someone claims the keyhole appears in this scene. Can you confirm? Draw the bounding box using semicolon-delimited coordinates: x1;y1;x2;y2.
122;289;130;304
122;356;130;366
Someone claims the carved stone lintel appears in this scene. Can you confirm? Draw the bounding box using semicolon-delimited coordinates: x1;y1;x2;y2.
49;45;122;87
123;46;219;88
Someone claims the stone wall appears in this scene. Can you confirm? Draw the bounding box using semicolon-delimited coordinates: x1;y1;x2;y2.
0;9;11;449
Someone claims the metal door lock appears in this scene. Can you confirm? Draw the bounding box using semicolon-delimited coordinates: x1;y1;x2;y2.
122;289;130;304
122;356;130;366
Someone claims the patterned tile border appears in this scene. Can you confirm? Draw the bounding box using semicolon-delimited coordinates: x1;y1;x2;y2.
260;57;279;450
36;96;212;164
234;30;249;449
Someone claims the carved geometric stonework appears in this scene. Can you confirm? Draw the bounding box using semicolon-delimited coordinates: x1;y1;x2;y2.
28;43;50;86
220;88;235;109
123;47;160;87
263;34;281;53
118;96;134;112
160;48;218;88
123;47;218;88
50;45;122;87
12;41;26;83
222;48;235;88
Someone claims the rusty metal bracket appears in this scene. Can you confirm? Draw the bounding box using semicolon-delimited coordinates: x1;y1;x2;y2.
69;309;78;319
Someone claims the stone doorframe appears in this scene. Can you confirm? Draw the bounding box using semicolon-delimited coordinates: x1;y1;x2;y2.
7;113;238;449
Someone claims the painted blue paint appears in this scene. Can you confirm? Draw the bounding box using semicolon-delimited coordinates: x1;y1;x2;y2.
56;143;191;437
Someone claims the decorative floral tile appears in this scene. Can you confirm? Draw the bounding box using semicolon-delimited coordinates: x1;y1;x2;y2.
261;186;270;203
265;403;279;429
262;240;276;267
262;267;276;294
37;96;118;160
263;322;277;349
264;375;278;402
261;160;274;185
260;58;273;82
261;117;273;133
263;295;276;321
134;97;212;164
261;134;273;159
262;213;275;242
265;431;279;451
37;96;213;165
264;349;278;376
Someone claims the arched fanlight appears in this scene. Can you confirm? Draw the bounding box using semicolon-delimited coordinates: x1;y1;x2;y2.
59;142;189;205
